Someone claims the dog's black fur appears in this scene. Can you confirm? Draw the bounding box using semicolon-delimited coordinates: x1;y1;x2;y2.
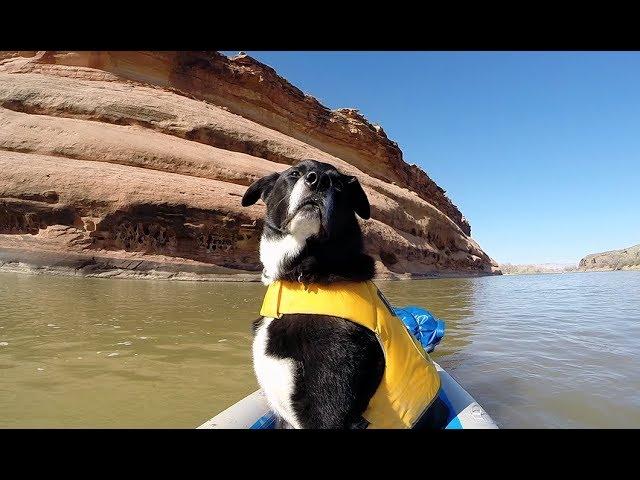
242;160;385;429
251;314;384;429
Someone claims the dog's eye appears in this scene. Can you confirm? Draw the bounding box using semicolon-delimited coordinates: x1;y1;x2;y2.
289;171;300;178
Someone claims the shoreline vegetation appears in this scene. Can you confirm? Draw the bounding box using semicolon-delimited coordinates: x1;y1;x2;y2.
499;263;578;275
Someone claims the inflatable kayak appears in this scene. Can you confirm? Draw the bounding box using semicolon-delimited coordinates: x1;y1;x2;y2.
198;305;497;429
198;361;497;429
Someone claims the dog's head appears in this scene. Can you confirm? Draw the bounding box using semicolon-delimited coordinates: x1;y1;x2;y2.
241;159;374;284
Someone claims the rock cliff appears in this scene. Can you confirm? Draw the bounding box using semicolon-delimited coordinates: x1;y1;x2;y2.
0;51;500;280
578;244;640;272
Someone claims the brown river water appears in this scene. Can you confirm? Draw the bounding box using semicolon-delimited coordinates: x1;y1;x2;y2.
1;270;639;428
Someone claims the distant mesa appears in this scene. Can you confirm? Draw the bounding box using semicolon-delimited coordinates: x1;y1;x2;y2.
0;51;500;280
578;244;640;272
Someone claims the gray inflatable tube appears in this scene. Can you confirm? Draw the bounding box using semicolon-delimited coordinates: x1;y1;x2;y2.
198;362;498;429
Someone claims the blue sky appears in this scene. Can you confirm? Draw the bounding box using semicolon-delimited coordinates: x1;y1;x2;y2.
224;52;640;264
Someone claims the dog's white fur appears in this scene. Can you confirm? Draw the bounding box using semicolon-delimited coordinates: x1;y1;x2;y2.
253;178;322;427
259;179;320;285
260;231;307;286
287;178;307;215
252;317;302;429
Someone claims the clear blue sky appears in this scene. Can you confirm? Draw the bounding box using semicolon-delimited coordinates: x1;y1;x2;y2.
224;51;640;264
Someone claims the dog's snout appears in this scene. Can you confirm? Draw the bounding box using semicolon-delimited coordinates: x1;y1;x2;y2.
305;171;318;188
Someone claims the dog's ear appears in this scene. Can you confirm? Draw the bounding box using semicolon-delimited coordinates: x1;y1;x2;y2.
344;175;370;219
241;172;280;207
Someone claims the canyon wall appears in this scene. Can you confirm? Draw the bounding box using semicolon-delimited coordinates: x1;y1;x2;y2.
578;244;640;272
0;51;500;280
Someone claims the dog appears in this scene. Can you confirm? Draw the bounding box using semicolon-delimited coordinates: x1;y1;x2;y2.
242;159;447;429
241;159;386;429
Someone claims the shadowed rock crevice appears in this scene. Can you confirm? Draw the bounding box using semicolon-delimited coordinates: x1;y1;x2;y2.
0;198;81;234
182;127;294;167
91;204;261;270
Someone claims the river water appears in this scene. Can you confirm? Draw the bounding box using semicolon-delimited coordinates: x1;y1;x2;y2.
1;270;639;428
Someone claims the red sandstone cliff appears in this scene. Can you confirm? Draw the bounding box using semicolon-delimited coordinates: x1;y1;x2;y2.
0;51;500;280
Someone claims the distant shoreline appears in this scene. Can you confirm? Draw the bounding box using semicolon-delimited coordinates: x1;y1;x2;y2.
499;263;577;275
499;243;640;275
500;264;640;275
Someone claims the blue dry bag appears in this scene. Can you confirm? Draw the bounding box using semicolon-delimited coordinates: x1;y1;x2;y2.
393;306;445;353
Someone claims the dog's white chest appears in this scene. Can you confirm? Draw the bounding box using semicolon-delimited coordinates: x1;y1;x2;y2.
252;317;301;429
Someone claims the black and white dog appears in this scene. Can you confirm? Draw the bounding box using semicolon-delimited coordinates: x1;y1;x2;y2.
241;159;385;429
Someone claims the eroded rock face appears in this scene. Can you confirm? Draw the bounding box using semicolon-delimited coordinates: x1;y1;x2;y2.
578;244;640;272
0;51;500;279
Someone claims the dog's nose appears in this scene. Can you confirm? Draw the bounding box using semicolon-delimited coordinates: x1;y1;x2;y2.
305;171;318;188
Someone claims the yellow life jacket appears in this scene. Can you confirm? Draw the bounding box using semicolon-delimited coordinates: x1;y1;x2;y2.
260;280;441;429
